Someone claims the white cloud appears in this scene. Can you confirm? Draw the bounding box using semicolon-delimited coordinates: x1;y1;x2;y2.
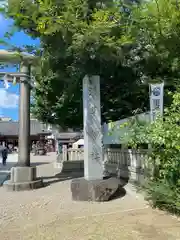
0;1;8;8
0;89;19;108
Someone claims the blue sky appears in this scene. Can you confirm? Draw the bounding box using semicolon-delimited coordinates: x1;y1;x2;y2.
0;14;39;120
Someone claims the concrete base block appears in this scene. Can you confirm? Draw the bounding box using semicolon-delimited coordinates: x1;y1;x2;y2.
119;166;129;179
3;166;43;191
62;160;84;173
105;164;148;185
71;177;122;202
11;166;36;182
128;167;146;185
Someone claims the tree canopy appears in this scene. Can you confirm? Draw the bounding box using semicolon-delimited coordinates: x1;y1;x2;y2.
5;0;180;127
128;0;180;79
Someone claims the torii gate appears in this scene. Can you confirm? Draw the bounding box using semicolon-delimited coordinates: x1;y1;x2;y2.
0;50;43;191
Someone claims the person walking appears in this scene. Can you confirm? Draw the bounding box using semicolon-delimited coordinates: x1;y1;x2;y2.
0;144;8;166
32;142;36;155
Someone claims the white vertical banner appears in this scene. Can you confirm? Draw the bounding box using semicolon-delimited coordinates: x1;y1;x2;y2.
149;82;164;122
83;75;103;180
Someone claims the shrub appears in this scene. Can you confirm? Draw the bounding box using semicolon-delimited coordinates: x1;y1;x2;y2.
145;180;180;215
122;91;180;215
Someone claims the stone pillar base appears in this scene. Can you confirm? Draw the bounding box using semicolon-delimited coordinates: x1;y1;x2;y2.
3;166;43;191
71;177;123;202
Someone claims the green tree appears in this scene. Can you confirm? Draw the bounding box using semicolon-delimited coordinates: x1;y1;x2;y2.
6;0;149;128
126;0;180;85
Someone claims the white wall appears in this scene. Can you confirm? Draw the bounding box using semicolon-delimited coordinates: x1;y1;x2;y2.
102;112;150;145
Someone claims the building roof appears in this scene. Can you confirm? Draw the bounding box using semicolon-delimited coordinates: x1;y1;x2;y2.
0;120;50;136
55;132;83;140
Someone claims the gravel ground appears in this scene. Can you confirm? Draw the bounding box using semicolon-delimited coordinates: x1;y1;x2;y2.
0;153;179;240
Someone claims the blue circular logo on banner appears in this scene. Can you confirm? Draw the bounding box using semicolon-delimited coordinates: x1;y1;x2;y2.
152;87;161;96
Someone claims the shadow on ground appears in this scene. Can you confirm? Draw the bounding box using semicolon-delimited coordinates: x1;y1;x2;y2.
42;171;84;187
31;162;49;167
0;163;16;171
41;171;128;201
109;187;126;201
0;162;50;171
0;172;10;186
0;163;16;186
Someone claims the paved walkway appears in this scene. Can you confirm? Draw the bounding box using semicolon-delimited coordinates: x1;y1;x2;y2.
0;153;179;239
0;153;18;185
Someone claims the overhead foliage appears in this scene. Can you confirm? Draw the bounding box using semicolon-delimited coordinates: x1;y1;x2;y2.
5;0;149;128
126;0;180;85
5;0;180;127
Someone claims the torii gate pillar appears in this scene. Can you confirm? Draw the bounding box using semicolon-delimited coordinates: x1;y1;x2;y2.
0;50;43;191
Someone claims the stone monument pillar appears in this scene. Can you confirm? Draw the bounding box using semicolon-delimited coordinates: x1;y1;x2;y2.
83;75;103;180
71;75;121;202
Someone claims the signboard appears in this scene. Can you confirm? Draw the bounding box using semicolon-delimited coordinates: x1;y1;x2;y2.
149;83;164;122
